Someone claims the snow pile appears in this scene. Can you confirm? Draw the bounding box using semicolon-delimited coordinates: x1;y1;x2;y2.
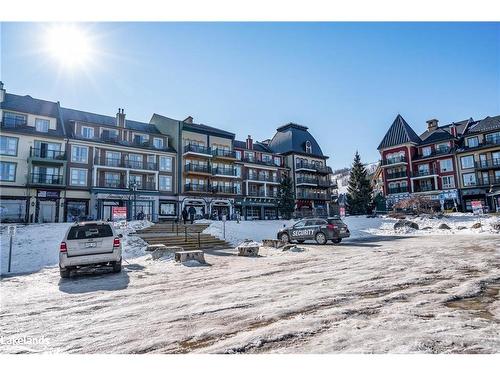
0;220;154;275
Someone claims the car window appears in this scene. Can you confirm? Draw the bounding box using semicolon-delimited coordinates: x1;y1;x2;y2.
314;220;327;225
67;224;113;240
293;221;307;228
327;218;344;225
304;220;317;226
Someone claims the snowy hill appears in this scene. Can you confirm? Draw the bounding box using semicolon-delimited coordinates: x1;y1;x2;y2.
332;161;379;195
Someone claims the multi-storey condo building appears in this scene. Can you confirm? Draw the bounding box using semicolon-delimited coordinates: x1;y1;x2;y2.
268;123;335;216
0;86;68;223
455;115;500;212
233;135;287;219
151;114;241;219
61;107;177;222
378;114;500;212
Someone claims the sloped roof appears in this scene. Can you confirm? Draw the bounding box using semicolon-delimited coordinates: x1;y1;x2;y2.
234;139;273;153
418;119;470;145
183;121;235;139
468;115;500;134
377;115;421;150
268;122;326;158
1;93;65;137
61;107;161;135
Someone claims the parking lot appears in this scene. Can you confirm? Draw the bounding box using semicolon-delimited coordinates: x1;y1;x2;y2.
1;234;499;354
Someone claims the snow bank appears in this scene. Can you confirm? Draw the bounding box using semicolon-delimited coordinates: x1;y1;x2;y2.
0;220;154;275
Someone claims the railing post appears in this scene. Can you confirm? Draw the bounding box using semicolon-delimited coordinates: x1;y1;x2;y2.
185;227;187;242
198;232;200;249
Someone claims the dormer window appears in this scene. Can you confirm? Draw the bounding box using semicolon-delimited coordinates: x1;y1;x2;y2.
35;118;49;133
3;112;27;127
305;140;312;153
153;137;164;149
81;126;94;139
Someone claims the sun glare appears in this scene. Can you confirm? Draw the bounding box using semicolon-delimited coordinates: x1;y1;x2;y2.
45;25;93;68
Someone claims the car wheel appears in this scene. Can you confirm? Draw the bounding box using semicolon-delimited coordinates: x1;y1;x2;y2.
280;233;290;243
332;238;342;244
59;267;70;278
315;232;327;245
112;260;122;273
297;240;305;244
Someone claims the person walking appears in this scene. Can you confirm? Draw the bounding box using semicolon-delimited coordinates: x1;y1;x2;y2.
188;206;196;224
181;207;188;225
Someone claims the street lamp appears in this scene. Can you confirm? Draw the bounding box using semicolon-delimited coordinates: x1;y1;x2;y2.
129;180;138;220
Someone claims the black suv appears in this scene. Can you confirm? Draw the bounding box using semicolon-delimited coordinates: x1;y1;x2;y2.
278;217;350;245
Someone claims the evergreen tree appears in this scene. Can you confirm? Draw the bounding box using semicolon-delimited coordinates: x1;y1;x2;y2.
346;151;373;214
277;175;295;219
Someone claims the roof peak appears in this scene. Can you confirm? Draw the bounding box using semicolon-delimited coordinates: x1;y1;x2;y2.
377;114;421;150
276;122;309;132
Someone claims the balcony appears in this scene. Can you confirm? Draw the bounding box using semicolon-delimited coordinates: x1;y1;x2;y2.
246;173;279;183
296;192;329;200
29;147;67;163
381;156;407;167
183;144;212;157
411;170;438;178
414;147;452;160
476;158;500;170
94;157;157;171
295;162;332;174
242;157;277;167
96;179;127;189
212;185;238;194
1;118;28;128
413;184;436;193
212;149;236;159
474;176;500;187
212;167;239;178
29;173;65;186
386;171;408;180
136;181;157;191
185;163;211;174
462;136;500;151
185;183;210;193
387;186;409;194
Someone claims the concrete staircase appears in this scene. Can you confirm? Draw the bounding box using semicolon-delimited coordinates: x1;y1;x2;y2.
136;222;232;251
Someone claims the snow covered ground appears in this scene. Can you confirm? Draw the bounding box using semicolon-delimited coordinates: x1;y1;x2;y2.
0;220;153;275
0;235;498;353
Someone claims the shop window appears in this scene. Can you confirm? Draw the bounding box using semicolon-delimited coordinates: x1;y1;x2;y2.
160;202;176;216
66;201;88;222
0;199;26;223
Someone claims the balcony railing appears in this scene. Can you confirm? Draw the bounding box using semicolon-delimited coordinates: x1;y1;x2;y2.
184;144;212;155
94;157;157;171
212;185;238;194
185;163;211;174
387;186;409;194
414;147;452;160
381;156;407;166
412;170;437;178
296;192;329;200
471;176;500;186
295;162;332;174
98;179;127;189
476;158;500;169
212;167;238;177
29;147;67;161
413;185;436;193
1;118;28;128
212;149;236;158
136;181;157;190
30;173;65;185
247;173;279;182
463;136;500;150
242;157;277;167
386;171;408;179
185;183;210;192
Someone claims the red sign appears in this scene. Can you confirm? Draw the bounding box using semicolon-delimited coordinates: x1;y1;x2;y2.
112;207;127;221
339;207;346;217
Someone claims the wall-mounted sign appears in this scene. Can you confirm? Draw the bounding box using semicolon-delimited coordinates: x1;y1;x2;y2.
112;206;127;221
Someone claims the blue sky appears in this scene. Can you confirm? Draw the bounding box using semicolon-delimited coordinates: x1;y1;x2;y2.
1;22;499;169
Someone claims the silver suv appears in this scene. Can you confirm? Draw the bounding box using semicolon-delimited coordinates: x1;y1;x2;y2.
59;221;123;278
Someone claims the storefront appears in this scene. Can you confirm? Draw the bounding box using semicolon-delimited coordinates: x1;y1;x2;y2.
181;198;207;220
92;191;158;221
210;199;232;220
0;196;28;223
65;199;89;222
423;189;460;211
36;190;62;223
158;199;177;221
237;198;278;220
460;188;487;212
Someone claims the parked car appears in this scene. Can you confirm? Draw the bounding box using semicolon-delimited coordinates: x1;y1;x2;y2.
277;217;350;245
59;221;123;278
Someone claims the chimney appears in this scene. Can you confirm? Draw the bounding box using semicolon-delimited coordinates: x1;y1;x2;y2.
450;123;457;137
116;108;126;127
246;135;253;150
0;81;5;103
426;119;438;132
183;116;193;124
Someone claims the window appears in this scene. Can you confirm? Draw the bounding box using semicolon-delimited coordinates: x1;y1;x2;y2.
460;155;475;169
485;131;500;144
159;175;172;191
262;154;272;163
159;156;172;172
493;152;500;166
35;118;50;132
71;145;89;163
422;146;432;157
418;164;430;174
0;136;18;156
439;158;453;172
462;173;477;187
129;175;143;188
153;138;164;149
67;223;113;240
0;162;16;182
133;134;149;145
2;112;27;127
436;142;450;153
274;156;281;166
442;176;455;189
466;137;479;148
70;168;87;186
81;126;94;139
101;128;119;141
305;140;312;153
160;202;176;216
235;150;242;160
244;151;255;161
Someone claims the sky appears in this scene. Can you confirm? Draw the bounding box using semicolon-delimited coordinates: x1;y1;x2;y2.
1;22;499;169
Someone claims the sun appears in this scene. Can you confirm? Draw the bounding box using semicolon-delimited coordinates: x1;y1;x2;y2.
45;25;93;69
